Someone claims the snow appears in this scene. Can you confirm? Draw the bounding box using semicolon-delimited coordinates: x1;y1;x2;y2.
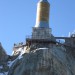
0;73;4;75
35;48;48;51
17;47;25;59
2;47;25;75
32;48;48;53
11;51;14;55
0;72;8;75
0;64;8;75
8;47;26;67
8;60;16;67
0;66;3;69
4;72;8;75
12;47;25;55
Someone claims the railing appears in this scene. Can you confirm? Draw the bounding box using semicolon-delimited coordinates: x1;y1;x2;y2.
26;34;52;40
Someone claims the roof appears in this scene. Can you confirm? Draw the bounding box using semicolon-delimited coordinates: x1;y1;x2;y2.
39;0;48;2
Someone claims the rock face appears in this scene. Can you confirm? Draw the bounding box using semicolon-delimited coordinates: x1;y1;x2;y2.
0;43;75;75
0;43;8;62
0;43;9;75
7;44;75;75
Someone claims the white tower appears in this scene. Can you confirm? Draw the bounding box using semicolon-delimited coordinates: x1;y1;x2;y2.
32;0;52;39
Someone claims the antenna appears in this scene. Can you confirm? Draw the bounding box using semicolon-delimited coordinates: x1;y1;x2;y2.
68;32;71;37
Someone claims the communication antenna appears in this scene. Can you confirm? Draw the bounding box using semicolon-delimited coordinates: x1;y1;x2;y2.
68;32;71;37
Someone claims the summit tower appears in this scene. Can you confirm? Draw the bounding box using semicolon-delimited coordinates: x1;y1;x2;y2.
35;0;50;28
32;0;53;40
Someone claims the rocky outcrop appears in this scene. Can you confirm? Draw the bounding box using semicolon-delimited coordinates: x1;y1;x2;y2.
0;43;9;75
7;44;75;75
0;43;8;62
0;43;75;75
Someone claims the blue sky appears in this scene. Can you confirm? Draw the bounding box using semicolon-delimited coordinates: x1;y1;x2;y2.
0;0;75;55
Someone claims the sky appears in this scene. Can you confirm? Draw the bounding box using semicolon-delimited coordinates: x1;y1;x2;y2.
0;0;75;55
